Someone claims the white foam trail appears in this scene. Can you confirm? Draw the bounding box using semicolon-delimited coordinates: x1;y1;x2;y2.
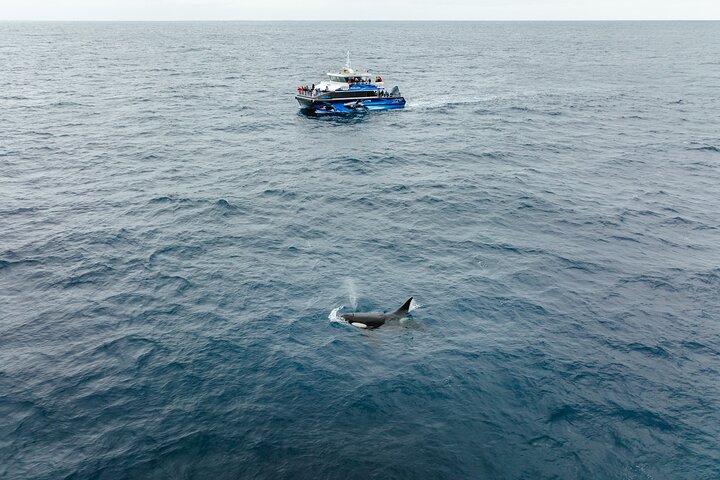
328;306;345;323
344;278;358;309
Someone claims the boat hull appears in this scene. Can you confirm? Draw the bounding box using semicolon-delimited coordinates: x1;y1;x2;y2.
296;95;406;113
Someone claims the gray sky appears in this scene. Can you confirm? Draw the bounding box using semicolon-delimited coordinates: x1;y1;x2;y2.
2;0;719;21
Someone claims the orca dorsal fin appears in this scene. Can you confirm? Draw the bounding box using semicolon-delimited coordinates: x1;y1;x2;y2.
394;297;413;315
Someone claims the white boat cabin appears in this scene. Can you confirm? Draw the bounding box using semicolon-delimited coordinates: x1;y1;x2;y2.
311;53;385;93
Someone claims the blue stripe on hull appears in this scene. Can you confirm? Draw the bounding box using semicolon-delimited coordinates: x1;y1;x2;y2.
296;96;406;114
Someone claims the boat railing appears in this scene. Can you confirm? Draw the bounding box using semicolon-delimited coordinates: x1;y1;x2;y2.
296;89;328;98
295;88;401;99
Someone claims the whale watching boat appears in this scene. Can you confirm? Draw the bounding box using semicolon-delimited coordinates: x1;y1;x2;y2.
295;53;406;114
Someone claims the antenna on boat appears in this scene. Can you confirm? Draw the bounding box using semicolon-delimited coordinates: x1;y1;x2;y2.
345;51;351;70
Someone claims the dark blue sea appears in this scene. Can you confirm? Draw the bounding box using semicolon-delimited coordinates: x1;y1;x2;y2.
1;21;720;479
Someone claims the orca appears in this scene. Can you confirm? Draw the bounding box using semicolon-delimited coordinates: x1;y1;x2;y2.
343;100;367;110
341;297;413;329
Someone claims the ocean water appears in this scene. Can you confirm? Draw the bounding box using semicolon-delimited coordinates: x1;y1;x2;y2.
1;21;719;479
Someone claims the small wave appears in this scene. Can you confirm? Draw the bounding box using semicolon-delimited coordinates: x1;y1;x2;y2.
619;274;677;292
687;145;719;153
688;268;720;287
50;101;85;107
681;340;717;354
215;199;238;210
148;245;205;266
89;335;161;368
148;196;175;204
610;406;676;431
262;189;298;199
147;195;195;207
609;235;643;244
469;150;507;161
0;258;40;270
661;216;695;226
626;342;671;358
57;265;115;289
547;404;581;423
0;206;39;216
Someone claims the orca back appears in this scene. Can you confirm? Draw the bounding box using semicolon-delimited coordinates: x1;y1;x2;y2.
341;313;387;329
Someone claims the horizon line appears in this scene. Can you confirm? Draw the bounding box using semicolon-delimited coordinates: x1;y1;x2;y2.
2;19;720;22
